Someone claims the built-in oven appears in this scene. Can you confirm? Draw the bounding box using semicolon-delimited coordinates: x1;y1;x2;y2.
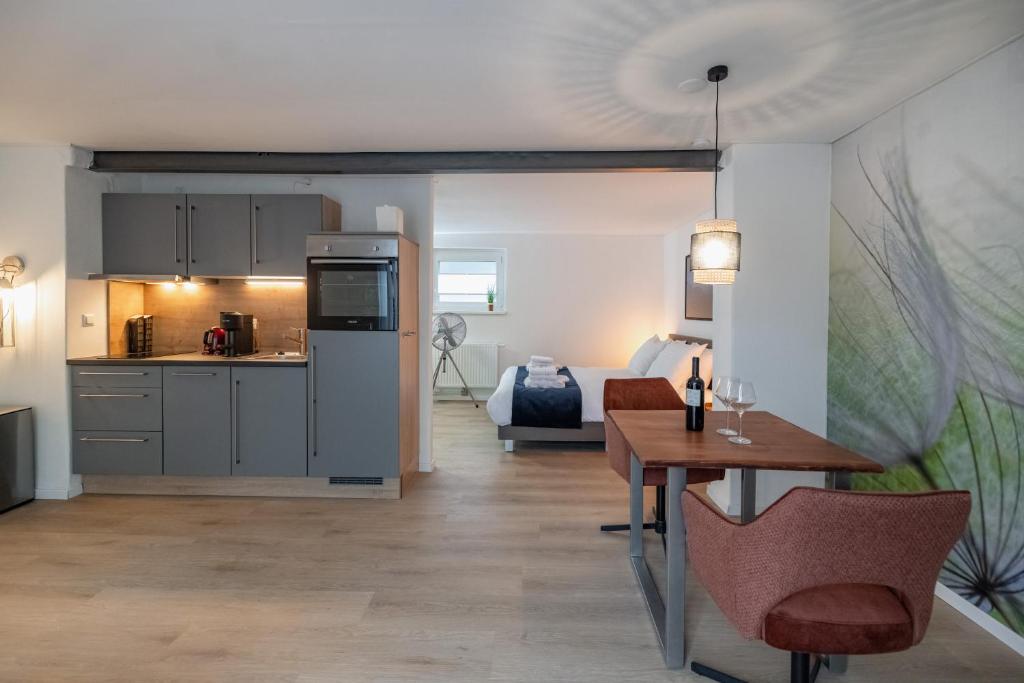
306;235;399;331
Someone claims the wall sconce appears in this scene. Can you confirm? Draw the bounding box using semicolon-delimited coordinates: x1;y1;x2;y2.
1;256;25;347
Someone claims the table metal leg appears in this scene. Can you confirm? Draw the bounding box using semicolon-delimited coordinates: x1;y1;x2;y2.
824;470;852;675
740;468;757;524
628;453;688;669
664;465;688;669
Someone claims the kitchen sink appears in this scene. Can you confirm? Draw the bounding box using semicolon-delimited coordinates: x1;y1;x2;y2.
252;352;306;360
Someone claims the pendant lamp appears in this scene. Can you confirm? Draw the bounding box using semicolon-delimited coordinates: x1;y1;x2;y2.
691;65;741;285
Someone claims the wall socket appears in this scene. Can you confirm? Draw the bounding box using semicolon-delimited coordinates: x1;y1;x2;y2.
81;313;96;327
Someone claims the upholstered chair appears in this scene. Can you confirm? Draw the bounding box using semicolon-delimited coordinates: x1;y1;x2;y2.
601;378;725;536
684;487;970;683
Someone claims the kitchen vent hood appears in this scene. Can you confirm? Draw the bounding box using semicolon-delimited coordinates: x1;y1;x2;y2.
87;274;219;285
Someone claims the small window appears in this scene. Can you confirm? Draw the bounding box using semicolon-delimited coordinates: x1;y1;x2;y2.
433;248;507;314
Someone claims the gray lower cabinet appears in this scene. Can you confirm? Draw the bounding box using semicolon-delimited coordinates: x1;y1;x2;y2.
162;367;232;476
187;194;251;277
102;194;187;276
308;331;399;478
231;367;306;477
252;195;337;277
73;431;162;475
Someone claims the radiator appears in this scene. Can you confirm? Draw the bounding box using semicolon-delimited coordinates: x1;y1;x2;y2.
432;343;499;389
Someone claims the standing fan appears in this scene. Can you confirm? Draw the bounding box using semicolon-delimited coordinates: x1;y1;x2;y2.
431;312;478;407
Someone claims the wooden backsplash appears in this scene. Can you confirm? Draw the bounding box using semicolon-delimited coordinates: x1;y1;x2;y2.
108;281;306;355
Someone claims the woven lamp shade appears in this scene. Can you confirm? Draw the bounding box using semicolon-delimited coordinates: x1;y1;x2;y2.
691;218;740;284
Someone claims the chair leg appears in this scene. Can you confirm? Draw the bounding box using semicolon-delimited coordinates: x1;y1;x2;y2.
690;661;748;683
600;522;656;532
791;652;821;683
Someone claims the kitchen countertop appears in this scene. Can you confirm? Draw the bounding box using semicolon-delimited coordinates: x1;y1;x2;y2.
67;352;307;367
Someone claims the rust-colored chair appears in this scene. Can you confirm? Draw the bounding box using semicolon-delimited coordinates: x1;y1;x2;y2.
684;487;970;683
601;378;724;537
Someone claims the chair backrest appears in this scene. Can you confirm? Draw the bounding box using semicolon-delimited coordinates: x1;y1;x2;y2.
684;487;970;643
603;377;684;412
603;378;684;482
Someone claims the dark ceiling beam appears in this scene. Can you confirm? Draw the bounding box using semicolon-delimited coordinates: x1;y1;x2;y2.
89;149;719;174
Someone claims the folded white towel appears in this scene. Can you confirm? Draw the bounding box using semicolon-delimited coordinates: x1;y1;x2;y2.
525;376;568;389
527;364;558;376
529;355;555;366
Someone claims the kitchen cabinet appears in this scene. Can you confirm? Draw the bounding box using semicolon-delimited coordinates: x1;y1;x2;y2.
186;194;251;277
307;236;419;484
251;195;341;277
102;194;187;276
71;364;163;475
308;331;400;479
102;193;340;278
231;367;306;476
162;367;232;476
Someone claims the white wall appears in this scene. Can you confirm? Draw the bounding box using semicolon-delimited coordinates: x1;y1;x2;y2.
0;145;75;498
664;144;832;514
107;174;437;470
65;166;111;358
433;232;666;371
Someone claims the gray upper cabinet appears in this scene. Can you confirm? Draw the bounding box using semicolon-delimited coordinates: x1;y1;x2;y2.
102;193;339;278
308;330;399;479
232;367;307;477
102;194;187;276
163;367;232;476
187;194;251;277
252;195;341;277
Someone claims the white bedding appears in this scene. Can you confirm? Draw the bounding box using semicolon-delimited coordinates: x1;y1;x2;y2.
486;366;640;427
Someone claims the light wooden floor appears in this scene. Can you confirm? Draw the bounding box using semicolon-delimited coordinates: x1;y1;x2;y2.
0;402;1021;681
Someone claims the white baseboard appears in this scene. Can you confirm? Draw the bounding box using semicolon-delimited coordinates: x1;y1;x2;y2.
934;582;1024;656
69;474;83;498
34;487;72;500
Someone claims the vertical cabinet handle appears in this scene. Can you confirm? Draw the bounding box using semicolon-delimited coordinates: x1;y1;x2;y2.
311;345;318;458
253;204;261;265
189;205;196;264
174;204;182;264
233;379;241;466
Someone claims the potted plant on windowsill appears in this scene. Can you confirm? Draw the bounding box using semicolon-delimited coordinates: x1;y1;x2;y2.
486;285;495;312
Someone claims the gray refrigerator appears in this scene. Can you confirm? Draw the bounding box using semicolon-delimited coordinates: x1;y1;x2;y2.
0;407;33;513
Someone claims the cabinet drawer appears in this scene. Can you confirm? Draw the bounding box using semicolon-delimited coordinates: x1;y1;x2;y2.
72;366;162;388
73;431;162;475
72;388;163;431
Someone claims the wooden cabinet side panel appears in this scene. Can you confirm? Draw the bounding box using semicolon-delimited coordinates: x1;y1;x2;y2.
398;238;420;478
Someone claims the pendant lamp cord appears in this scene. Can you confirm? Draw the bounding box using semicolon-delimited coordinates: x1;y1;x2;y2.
713;78;719;219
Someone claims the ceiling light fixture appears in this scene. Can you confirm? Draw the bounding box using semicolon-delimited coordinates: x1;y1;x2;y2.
691;65;741;285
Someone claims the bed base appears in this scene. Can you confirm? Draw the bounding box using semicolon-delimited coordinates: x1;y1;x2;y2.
498;423;606;452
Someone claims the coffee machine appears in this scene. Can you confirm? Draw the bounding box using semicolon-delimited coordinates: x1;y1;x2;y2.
219;312;255;357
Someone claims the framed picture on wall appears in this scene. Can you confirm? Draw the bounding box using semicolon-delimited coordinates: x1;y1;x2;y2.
685;255;713;321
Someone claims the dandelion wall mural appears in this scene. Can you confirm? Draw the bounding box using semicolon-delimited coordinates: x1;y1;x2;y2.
828;38;1024;638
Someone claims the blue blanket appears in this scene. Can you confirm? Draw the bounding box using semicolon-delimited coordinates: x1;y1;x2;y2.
510;366;582;429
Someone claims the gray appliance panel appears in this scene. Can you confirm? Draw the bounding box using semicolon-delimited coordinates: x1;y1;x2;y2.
307;234;398;258
0;408;33;512
308;330;399;478
162;367;232;476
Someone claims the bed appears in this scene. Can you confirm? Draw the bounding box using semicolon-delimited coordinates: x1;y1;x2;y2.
487;334;712;451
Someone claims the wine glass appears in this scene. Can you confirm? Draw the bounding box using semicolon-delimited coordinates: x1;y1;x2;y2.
713;376;738;436
728;381;757;445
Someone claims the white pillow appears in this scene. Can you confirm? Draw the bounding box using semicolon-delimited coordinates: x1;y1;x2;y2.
646;341;708;390
627;335;665;375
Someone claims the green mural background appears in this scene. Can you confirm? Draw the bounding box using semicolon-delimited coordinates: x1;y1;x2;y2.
827;40;1024;637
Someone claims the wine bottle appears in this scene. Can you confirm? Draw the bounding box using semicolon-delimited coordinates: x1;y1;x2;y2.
685;356;705;431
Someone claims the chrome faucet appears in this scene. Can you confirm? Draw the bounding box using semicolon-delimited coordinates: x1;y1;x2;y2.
284;327;308;355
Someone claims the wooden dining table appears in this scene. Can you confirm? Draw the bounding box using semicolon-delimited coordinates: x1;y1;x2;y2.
605;409;884;670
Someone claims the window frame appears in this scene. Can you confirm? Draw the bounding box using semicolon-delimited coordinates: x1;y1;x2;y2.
432;247;508;315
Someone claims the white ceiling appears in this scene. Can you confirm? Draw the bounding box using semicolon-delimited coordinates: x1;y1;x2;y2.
434;172;711;235
1;1;1022;151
